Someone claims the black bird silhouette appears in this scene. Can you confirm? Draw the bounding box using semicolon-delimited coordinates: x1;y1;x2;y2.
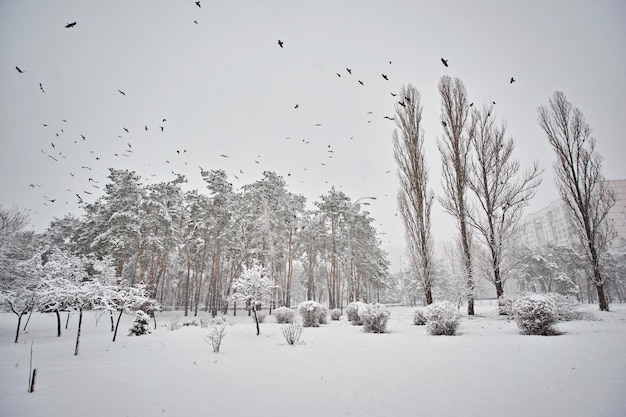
398;101;406;108
145;125;148;131
336;73;341;77
194;20;198;24
278;40;284;48
81;134;86;140
510;77;515;84
442;121;447;127
294;104;299;109
383;116;394;120
118;89;126;95
39;83;45;93
358;80;364;85
346;68;352;74
65;22;77;28
76;194;83;203
382;74;388;80
15;66;24;73
441;58;449;67
160;126;164;132
390;92;397;97
220;154;229;158
469;102;474;107
195;1;201;7
51;142;55;148
162;118;167;122
123;127;129;133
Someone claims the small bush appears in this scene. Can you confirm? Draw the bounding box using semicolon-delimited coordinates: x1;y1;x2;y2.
274;307;295;323
205;318;227;353
281;322;303;345
330;308;342;321
426;301;461;336
498;296;515;316
255;311;267;323
129;310;151;336
413;308;427;325
181;318;200;327
545;293;581;321
318;306;329;325
297;301;325;327
361;303;391;333
513;294;560;335
345;301;367;325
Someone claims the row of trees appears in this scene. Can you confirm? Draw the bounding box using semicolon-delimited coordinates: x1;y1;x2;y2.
394;77;616;313
1;170;389;321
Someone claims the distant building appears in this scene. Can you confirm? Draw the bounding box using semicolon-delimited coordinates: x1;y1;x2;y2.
519;179;626;249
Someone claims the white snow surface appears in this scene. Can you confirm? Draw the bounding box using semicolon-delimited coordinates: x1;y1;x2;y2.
1;304;625;417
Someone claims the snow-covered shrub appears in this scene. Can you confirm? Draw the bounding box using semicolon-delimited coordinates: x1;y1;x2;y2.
330;308;342;321
181;318;200;327
413;308;427;325
256;311;267;323
318;305;329;325
361;303;391;333
545;293;581;321
281;322;303;345
128;310;151;336
205;318;227;353
346;301;367;325
498;296;515;316
426;301;461;336
512;294;560;335
274;307;295;323
297;300;325;327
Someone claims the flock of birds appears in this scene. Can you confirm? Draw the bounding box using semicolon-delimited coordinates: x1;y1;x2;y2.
11;5;517;239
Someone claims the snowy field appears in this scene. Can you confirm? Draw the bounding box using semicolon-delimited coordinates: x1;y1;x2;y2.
1;304;625;417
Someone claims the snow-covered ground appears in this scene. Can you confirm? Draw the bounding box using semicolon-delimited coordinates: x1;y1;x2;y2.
1;304;625;417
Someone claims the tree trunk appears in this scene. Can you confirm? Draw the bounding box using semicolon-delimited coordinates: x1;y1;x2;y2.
66;312;71;329
251;305;260;336
112;309;124;342
596;281;609;311
14;314;23;343
56;310;62;337
74;308;83;356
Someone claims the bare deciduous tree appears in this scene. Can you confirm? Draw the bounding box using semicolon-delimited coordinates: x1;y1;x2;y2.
538;91;615;311
467;105;543;298
393;84;435;305
437;76;475;315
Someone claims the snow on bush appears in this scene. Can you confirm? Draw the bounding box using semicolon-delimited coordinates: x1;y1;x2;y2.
413;308;427;325
281;322;303;345
297;300;326;327
330;308;342;321
512;294;560;335
205;318;227;353
319;305;329;325
545;293;583;321
128;310;151;336
273;307;295;323
498;296;515;316
345;301;367;325
361;303;391;333
256;311;267;323
426;301;461;336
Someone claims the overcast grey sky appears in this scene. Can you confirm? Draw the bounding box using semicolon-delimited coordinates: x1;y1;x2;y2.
1;0;625;270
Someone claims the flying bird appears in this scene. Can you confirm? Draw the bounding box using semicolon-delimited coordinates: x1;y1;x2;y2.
39;83;45;93
195;1;201;7
76;194;83;203
118;89;126;95
294;104;299;109
160;126;164;132
383;116;394;120
65;22;77;28
15;66;24;73
398;101;406;107
390;92;397;97
510;77;515;84
441;58;449;67
81;134;85;140
145;125;148;131
382;74;388;80
358;80;364;85
336;73;341;77
314;123;322;127
220;154;229;158
346;68;352;74
123;127;129;133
